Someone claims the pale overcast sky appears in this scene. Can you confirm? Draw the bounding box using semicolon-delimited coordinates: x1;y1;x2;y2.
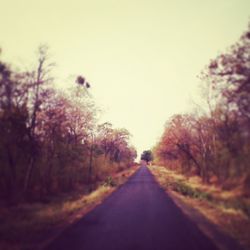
0;0;249;156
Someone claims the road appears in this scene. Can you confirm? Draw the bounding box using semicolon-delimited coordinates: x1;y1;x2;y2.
45;166;219;250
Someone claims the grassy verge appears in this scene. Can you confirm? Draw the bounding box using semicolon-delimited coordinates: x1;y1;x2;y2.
0;166;139;250
149;165;250;250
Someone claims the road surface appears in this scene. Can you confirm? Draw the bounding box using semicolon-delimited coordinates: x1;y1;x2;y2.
45;166;219;250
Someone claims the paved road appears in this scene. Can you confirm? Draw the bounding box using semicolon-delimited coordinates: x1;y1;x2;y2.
45;166;219;250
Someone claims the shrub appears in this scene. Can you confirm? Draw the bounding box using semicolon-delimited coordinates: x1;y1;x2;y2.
103;176;116;187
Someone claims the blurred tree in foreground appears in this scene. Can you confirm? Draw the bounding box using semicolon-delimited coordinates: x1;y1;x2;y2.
154;24;250;191
0;47;137;203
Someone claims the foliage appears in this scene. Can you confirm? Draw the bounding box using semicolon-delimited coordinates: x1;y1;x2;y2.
103;176;116;187
140;150;153;163
154;25;250;190
0;47;137;203
0;166;138;249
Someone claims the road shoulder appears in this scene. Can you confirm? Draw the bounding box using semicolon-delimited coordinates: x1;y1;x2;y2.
149;165;246;250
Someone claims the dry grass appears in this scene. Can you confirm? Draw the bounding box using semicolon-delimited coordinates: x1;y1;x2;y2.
149;165;250;250
0;166;139;250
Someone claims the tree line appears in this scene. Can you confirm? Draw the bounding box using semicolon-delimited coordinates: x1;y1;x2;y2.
154;25;250;189
0;46;137;203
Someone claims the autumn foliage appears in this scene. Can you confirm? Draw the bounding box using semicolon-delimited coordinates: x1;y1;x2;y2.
154;26;250;191
0;46;137;203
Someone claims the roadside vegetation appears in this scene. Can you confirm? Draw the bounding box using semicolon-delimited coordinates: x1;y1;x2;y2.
151;25;250;249
150;165;250;249
0;45;137;203
0;165;139;250
153;25;250;189
0;46;137;249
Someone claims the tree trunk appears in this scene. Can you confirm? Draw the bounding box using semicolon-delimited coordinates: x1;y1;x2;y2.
23;157;35;195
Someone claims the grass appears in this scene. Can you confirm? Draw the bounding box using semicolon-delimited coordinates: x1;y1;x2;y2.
0;166;139;250
149;165;250;250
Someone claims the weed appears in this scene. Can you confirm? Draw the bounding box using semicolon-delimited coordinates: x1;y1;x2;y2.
103;176;116;187
169;180;212;201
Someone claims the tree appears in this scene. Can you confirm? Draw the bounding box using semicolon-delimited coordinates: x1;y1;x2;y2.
23;45;55;195
201;24;250;182
154;24;250;188
0;52;33;201
206;27;250;125
0;47;137;203
141;150;153;164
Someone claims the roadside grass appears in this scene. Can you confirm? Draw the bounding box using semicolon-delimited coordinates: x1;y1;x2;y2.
149;165;250;250
0;166;139;250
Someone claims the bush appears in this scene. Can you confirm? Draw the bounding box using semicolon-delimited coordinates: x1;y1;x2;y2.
103;176;116;187
173;181;212;200
225;198;250;218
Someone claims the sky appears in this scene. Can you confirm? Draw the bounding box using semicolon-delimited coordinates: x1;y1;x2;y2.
0;0;249;156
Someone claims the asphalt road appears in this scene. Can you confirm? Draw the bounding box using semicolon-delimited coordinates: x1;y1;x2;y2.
45;166;219;250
